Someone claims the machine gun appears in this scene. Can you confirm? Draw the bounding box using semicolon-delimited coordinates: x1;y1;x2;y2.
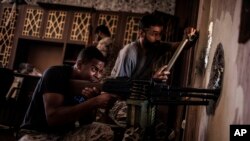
102;77;220;105
70;77;220;105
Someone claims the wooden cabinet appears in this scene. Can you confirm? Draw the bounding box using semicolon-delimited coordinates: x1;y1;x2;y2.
14;39;64;72
68;11;92;44
20;6;45;39
9;4;146;73
0;3;179;76
13;5;72;72
0;4;18;68
20;6;69;41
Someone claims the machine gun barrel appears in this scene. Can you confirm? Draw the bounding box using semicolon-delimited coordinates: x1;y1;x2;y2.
70;78;221;105
160;86;220;94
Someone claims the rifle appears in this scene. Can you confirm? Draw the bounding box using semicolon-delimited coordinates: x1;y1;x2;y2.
69;77;131;98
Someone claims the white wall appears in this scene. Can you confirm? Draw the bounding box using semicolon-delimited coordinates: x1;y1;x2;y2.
185;0;250;141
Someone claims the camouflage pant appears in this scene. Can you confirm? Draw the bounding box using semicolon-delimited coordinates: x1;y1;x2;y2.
18;122;114;141
109;100;127;127
109;100;174;141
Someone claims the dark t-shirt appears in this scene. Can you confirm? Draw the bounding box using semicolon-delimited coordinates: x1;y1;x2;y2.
20;65;76;133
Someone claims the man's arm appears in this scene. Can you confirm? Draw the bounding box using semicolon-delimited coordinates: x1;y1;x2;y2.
166;27;198;50
43;92;114;126
153;27;198;82
111;45;137;77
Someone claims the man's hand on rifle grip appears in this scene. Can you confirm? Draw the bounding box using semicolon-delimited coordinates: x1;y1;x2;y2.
152;65;170;82
183;27;197;40
82;87;100;99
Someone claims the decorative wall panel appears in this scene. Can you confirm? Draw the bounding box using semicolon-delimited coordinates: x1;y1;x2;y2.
22;8;44;37
44;10;67;39
207;43;224;114
70;12;91;44
0;7;17;67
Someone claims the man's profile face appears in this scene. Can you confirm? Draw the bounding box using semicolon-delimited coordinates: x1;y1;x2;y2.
78;59;105;82
93;33;102;45
143;25;163;48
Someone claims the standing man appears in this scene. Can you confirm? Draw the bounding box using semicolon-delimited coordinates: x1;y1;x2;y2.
109;12;196;140
19;46;116;141
93;24;113;58
111;13;196;80
93;24;116;79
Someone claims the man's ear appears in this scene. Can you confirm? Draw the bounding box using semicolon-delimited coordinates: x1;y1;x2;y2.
139;29;145;37
99;32;104;38
75;60;82;70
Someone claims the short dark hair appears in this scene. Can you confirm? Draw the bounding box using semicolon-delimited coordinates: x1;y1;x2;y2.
77;46;107;64
139;13;164;30
95;24;111;37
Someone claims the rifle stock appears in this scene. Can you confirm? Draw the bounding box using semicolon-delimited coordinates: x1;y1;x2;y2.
69;77;131;98
69;79;102;96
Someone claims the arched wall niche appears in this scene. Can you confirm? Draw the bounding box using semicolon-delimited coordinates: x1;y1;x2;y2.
206;43;224;115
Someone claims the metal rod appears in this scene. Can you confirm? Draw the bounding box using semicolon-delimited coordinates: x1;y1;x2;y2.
151;100;209;105
160;87;220;94
180;93;218;99
166;39;189;71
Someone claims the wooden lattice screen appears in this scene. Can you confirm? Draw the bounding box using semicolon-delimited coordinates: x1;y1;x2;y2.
123;16;141;46
44;10;67;39
70;12;92;44
0;7;18;67
22;8;44;37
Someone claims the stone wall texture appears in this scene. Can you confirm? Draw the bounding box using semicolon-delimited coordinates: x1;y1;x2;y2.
1;0;175;15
